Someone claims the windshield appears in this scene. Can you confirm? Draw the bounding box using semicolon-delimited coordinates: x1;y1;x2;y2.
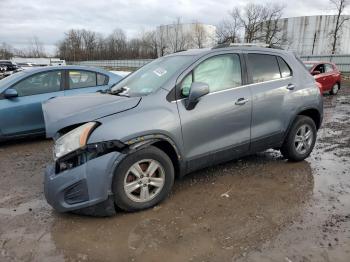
111;55;194;96
304;63;314;71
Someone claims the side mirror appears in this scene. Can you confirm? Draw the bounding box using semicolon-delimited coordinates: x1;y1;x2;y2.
312;70;321;76
3;88;18;99
185;82;209;110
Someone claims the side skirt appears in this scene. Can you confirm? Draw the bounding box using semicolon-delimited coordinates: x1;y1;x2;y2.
185;142;250;174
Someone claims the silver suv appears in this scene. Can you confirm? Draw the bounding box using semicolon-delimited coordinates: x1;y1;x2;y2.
43;47;323;215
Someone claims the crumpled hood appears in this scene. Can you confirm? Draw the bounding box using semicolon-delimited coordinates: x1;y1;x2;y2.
42;93;141;138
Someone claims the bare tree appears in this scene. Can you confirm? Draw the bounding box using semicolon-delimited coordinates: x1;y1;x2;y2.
27;36;46;57
106;28;127;58
260;4;285;45
56;27;160;61
156;25;167;57
237;3;267;43
53;19;207;60
67;29;83;61
0;43;14;59
329;0;349;54
163;17;192;53
141;30;158;58
216;8;242;44
81;30;98;60
218;3;285;46
192;21;208;48
166;17;182;52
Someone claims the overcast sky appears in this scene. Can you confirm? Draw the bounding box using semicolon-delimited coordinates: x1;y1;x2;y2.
0;0;347;54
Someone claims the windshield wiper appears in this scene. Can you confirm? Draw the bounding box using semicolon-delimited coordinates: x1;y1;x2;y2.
98;83;129;97
109;86;129;97
110;86;125;94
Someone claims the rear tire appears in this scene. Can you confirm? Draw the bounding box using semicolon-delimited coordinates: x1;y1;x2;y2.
330;83;339;95
112;146;174;212
281;116;317;162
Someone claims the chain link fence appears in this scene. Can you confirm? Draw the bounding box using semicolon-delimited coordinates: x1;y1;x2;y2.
67;59;153;71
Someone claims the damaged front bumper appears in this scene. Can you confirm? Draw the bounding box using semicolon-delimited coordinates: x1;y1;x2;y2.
44;149;123;215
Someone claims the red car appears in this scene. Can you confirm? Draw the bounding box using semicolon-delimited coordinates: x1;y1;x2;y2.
304;61;341;95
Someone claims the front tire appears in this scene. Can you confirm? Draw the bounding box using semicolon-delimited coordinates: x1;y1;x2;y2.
281;116;317;162
112;146;174;212
330;83;339;95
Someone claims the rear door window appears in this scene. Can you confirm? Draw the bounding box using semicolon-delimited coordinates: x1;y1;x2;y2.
247;54;281;83
68;70;97;89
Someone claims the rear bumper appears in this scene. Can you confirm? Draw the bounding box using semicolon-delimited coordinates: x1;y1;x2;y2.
44;151;122;213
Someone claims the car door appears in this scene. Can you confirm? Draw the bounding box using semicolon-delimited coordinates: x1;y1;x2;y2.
246;53;294;150
0;70;64;136
176;53;252;172
64;70;109;96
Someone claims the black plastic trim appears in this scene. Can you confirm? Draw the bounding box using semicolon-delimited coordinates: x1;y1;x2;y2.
55;140;126;174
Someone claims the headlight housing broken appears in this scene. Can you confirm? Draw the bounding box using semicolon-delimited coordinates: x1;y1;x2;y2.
54;122;97;160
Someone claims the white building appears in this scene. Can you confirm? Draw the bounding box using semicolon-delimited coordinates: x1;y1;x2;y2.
277;15;350;55
156;23;216;56
11;57;66;66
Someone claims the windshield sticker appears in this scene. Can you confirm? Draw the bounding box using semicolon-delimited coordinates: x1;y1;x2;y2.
153;68;167;77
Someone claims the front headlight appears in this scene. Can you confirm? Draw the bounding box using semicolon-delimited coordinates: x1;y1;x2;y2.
54;122;97;160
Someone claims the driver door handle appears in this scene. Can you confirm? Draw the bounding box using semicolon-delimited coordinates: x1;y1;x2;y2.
235;98;249;105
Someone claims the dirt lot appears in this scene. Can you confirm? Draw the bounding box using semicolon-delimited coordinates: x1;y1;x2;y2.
1;83;350;262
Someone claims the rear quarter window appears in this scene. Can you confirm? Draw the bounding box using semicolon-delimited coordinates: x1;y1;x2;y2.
277;56;292;77
69;70;97;89
97;73;108;85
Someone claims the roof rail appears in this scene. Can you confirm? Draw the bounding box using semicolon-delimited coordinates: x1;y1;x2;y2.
212;42;283;50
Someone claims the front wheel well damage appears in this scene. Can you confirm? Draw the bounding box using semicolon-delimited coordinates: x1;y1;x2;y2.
122;136;182;178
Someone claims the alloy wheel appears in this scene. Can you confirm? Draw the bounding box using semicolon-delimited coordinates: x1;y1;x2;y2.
123;159;165;203
294;124;314;155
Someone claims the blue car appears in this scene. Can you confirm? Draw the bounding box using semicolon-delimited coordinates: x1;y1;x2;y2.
0;66;122;141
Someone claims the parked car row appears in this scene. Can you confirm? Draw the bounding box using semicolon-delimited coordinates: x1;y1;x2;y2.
0;60;22;79
0;66;123;140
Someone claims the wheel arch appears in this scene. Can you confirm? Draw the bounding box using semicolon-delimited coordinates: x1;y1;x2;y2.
296;108;322;130
336;81;341;89
285;108;322;140
123;134;185;178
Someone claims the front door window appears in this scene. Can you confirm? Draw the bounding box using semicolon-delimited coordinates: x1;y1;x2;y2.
12;71;62;96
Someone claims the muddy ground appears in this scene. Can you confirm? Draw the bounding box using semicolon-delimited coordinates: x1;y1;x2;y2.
1;83;350;262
